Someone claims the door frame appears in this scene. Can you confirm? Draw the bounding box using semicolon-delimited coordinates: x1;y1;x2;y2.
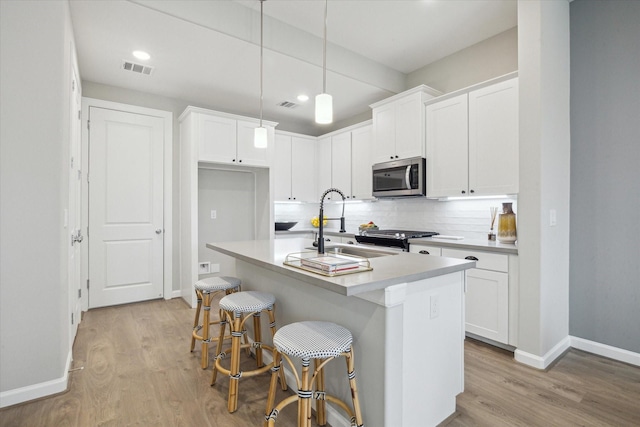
81;97;173;311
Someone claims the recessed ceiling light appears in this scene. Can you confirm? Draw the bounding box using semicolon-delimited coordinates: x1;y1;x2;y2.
297;94;309;102
132;50;151;61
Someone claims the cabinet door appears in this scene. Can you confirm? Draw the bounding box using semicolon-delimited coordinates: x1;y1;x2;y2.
468;78;519;195
273;134;292;201
331;132;352;198
395;92;425;160
372;103;396;164
291;136;317;202
236;120;270;166
351;125;373;200
464;268;509;344
198;114;237;163
316;136;332;199
426;94;469;198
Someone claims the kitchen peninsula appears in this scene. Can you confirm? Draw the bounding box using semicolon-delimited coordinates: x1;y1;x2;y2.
207;238;475;427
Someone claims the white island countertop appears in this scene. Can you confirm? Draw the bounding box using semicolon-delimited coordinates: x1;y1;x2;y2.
206;238;475;297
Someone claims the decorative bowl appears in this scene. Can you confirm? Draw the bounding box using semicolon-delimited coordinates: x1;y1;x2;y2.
275;221;298;231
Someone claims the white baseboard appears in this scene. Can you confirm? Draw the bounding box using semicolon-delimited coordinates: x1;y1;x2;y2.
570;336;640;367
0;350;72;408
170;289;182;299
514;336;571;369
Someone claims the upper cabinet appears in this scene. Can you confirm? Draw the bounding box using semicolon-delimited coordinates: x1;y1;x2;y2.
181;107;277;167
274;132;317;202
426;76;519;198
370;85;441;165
319;123;374;201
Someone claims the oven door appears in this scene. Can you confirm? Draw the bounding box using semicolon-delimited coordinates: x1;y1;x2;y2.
372;157;426;197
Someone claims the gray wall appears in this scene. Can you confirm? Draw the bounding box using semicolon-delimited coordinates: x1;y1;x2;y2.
569;0;640;353
406;27;518;94
1;0;73;396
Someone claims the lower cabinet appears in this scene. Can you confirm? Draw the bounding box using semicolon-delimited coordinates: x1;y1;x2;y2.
411;244;517;347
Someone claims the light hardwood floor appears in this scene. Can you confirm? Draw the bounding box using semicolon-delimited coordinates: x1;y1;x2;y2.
1;298;638;427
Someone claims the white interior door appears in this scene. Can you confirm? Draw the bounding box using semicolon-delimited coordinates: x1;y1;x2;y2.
88;107;164;308
68;65;82;343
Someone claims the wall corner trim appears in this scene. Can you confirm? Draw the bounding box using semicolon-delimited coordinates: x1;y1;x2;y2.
514;336;571;369
0;350;72;408
570;336;640;367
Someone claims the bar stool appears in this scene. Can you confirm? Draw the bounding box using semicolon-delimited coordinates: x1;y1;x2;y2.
190;276;241;369
264;321;363;427
212;291;287;413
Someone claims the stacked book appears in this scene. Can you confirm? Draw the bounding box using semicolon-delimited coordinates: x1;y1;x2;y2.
300;255;360;274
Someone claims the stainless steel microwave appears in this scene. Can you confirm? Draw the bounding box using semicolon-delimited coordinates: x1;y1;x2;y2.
372;156;426;197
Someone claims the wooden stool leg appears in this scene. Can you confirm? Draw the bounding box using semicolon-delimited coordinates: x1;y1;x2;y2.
315;359;327;426
298;359;312;427
267;307;287;390
253;312;263;367
264;349;282;427
200;291;213;369
211;310;229;386
191;289;203;352
345;346;364;427
227;312;243;413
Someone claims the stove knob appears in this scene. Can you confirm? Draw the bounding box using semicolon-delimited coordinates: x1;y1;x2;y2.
400;233;406;239
395;233;400;238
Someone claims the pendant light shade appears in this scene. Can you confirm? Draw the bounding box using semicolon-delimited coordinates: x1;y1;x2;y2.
315;0;332;124
254;0;267;148
315;93;333;124
254;126;268;148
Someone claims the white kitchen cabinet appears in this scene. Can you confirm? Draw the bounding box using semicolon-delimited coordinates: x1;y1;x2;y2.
331;131;352;198
426;76;518;198
370;86;440;165
316;136;332;199
350;125;373;199
187;107;276;167
441;248;510;345
274;132;317;202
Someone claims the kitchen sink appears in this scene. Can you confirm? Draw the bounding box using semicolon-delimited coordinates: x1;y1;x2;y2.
307;244;399;259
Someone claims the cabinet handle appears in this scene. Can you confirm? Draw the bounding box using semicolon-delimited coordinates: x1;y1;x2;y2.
390;156;394;159
419;250;430;255
470;189;475;194
461;190;466;194
232;159;236;162
464;256;479;261
395;155;399;158
238;159;242;163
346;240;354;245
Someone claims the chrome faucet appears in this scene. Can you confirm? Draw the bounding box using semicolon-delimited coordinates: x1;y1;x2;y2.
317;188;346;254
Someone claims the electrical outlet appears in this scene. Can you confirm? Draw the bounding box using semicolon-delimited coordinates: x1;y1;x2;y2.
430;294;440;319
198;262;211;274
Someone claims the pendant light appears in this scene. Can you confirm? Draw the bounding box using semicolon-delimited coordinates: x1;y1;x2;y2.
315;0;333;124
254;0;268;148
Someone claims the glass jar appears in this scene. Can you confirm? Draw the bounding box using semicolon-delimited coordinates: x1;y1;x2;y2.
497;202;517;243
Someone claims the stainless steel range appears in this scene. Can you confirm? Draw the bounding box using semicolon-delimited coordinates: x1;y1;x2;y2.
355;229;439;252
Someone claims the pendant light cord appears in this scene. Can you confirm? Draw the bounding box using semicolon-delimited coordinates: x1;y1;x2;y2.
322;0;327;94
259;0;264;127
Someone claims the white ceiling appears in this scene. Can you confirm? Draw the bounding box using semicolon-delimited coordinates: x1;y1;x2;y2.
69;0;517;135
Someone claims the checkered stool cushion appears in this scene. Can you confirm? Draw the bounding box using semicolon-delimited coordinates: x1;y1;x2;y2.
195;276;241;293
273;321;353;360
219;291;275;313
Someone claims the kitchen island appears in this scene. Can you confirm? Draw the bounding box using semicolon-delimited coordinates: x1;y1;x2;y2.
207;238;475;427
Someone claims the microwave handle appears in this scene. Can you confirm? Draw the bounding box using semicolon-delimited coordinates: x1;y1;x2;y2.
405;165;412;190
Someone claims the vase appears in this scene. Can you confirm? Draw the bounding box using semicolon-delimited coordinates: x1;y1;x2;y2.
497;202;517;243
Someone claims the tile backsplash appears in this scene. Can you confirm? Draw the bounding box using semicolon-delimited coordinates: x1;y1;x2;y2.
275;197;518;240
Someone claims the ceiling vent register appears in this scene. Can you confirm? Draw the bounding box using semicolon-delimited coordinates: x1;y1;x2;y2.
122;60;154;75
277;101;299;109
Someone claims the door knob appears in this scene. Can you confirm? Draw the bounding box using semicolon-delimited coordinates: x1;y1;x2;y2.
155;229;163;234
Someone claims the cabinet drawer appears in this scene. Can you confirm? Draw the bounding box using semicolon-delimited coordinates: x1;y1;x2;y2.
441;248;508;272
409;245;442;256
